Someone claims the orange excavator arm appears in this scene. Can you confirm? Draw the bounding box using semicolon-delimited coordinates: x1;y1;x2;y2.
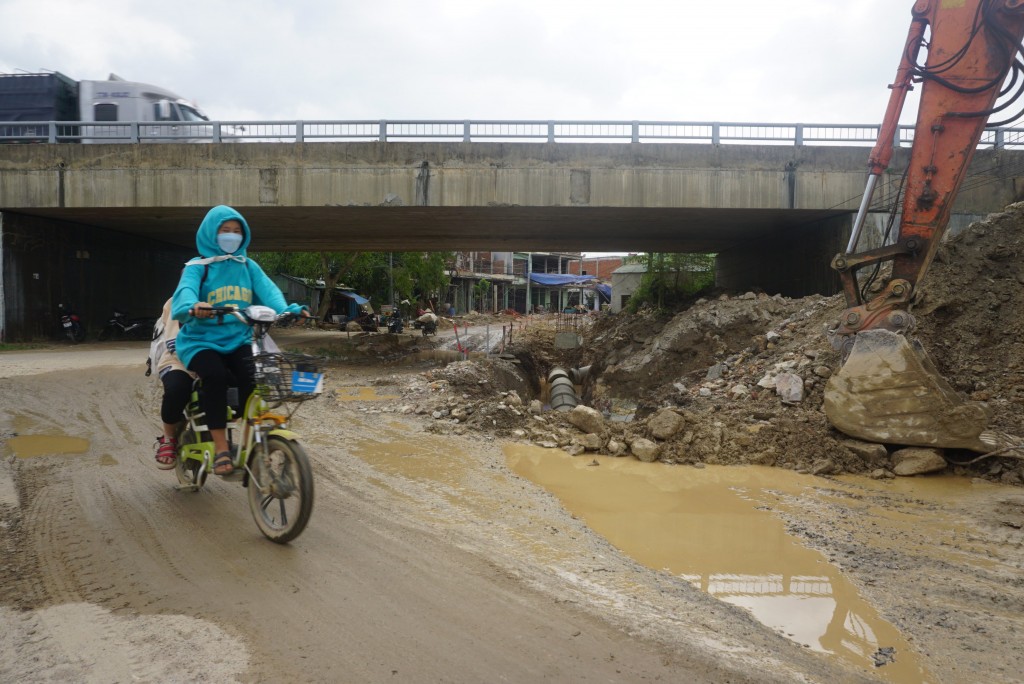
824;0;1024;453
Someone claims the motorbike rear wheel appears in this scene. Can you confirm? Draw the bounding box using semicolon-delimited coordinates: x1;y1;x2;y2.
247;436;314;544
97;326;113;342
69;322;86;343
174;427;208;490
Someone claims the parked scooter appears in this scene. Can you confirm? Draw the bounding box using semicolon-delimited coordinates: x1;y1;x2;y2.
97;309;156;341
57;303;86;343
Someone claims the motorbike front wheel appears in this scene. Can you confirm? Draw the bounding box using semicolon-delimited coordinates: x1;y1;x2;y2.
247;436;314;544
69;322;86;343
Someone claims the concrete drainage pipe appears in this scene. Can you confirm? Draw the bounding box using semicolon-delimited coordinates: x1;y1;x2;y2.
548;368;579;412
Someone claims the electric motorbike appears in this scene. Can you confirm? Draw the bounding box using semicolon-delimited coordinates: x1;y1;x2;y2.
172;306;323;544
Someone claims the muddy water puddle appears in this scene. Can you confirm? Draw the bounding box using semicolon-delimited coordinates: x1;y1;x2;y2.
506;446;933;683
7;434;90;458
348;433;577;568
348;433;505;515
336;386;400;402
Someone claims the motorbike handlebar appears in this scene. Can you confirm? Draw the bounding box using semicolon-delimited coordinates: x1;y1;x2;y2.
189;306;316;326
189;305;239;319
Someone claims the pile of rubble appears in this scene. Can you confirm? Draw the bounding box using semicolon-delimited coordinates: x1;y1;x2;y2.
381;203;1024;482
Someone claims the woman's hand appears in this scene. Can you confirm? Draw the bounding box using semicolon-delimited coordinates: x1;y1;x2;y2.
191;302;215;319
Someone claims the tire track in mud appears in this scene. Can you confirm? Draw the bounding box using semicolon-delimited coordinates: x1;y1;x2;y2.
21;466;87;608
94;477;194;595
1;372;251;683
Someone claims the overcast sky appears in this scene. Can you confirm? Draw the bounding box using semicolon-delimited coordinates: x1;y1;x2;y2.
1;0;925;124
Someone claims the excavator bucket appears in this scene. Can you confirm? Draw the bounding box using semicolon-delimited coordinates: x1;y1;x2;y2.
824;329;1018;453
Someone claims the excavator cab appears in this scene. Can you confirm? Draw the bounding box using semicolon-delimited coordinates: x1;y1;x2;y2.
823;0;1024;456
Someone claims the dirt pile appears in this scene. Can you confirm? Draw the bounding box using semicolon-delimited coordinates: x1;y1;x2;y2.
388;203;1024;481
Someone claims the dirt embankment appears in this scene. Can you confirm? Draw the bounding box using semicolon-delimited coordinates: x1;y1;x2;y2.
371;203;1024;484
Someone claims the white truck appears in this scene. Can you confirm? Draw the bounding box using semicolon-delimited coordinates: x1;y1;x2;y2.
0;71;215;142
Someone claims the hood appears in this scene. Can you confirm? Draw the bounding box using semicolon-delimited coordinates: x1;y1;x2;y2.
195;205;251;258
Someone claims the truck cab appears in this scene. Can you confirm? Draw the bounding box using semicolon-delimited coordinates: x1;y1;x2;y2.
77;75;212;142
0;71;218;143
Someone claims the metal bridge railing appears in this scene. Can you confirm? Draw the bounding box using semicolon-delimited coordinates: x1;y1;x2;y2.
1;119;1022;148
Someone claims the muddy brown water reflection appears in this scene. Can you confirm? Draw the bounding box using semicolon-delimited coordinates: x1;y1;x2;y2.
506;446;933;684
7;435;90;458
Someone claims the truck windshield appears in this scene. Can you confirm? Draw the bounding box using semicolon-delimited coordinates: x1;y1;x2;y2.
177;104;209;122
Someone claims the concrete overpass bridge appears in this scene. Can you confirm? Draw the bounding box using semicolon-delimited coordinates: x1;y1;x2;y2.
2;120;1023;339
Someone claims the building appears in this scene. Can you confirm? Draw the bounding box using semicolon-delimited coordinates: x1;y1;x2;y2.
448;251;607;314
566;255;629;280
610;263;647;313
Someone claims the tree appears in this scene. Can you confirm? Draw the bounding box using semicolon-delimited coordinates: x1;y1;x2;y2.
625;253;715;312
251;251;366;322
251;250;452;322
472;278;491;313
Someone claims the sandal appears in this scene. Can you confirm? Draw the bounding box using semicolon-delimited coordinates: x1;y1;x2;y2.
154;436;178;470
213;451;234;476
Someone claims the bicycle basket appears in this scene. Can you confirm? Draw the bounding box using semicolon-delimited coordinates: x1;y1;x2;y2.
252;352;325;403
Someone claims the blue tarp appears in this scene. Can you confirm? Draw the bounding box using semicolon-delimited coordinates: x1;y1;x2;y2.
529;273;598;286
337;291;370;305
595;284;612;302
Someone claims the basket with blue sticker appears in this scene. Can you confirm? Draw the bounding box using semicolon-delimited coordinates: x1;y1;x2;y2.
252;352;325;403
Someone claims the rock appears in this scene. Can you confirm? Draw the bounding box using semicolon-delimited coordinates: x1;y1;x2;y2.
729;384;750;397
810;458;837;476
537;441;558;449
775;373;804;404
580;433;602;451
631;438;661;463
563;444;585;456
757;374;776;389
511;429;527;439
1000;470;1023;486
506;391;523;406
606;439;625;455
649;408;685;440
528;400;543;415
568;405;605;434
766;330;782;343
869;468;895;480
840;439;888;466
892;447;948;476
345;321;363;332
706;364;726;381
813;365;833;379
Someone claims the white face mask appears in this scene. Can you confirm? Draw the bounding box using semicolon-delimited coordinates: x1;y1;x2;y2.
217;232;244;253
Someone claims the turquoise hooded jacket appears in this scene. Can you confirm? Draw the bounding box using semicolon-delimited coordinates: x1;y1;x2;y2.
171;205;305;368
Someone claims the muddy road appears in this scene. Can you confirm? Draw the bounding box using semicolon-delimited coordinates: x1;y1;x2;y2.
0;338;840;683
2;334;1023;683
